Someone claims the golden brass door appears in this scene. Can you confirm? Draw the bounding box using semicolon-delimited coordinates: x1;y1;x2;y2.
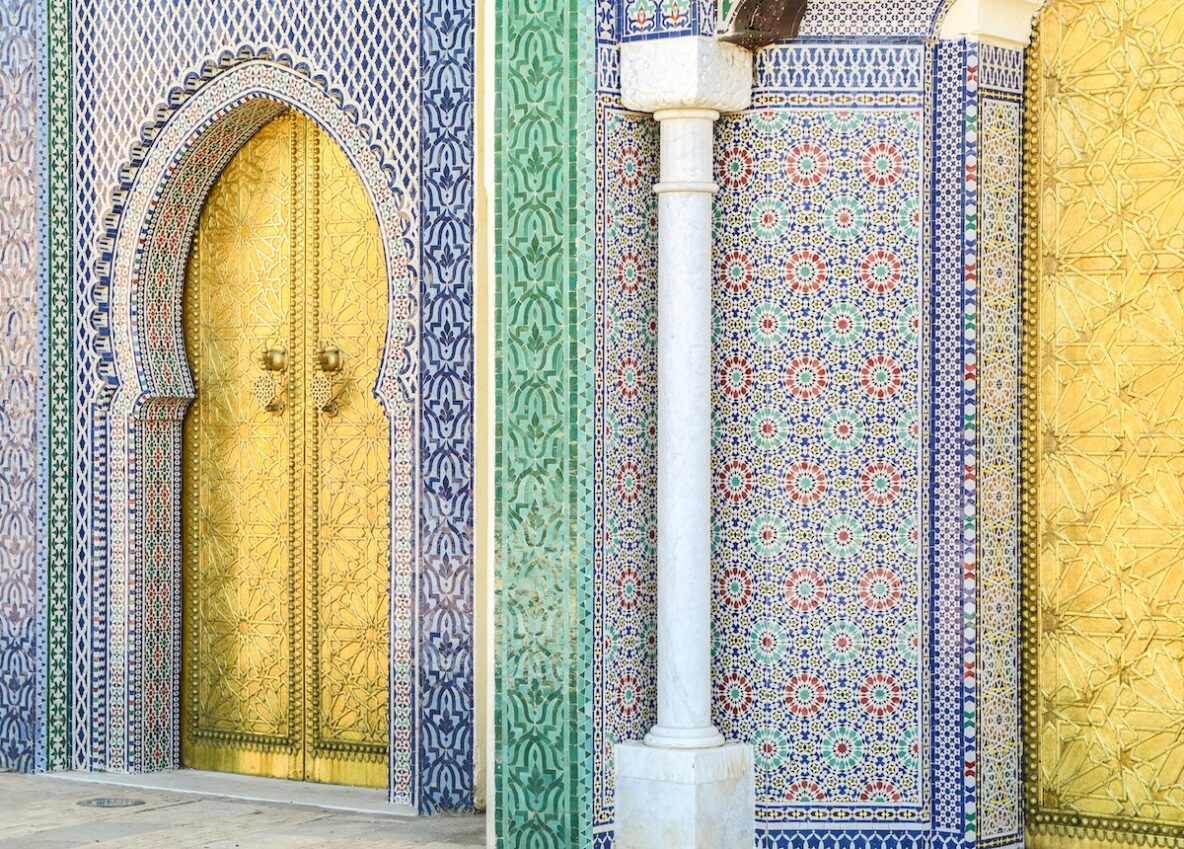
181;112;391;788
1027;1;1184;845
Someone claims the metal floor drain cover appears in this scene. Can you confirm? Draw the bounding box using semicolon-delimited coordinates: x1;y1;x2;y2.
79;797;146;808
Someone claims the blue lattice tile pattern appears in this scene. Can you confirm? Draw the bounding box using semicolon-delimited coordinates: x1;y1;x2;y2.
752;44;925;96
0;0;42;774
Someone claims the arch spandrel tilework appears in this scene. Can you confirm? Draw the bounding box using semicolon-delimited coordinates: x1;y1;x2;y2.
94;55;419;798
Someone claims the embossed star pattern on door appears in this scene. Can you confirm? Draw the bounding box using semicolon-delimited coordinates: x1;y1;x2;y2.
181;112;391;788
1029;1;1184;842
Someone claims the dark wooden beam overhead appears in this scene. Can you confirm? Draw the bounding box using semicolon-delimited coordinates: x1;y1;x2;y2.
722;0;809;47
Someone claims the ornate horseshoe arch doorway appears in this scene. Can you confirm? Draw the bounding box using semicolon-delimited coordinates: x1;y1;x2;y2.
95;53;419;799
180;111;393;788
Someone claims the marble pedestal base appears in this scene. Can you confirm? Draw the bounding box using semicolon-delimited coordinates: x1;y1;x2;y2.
614;741;754;849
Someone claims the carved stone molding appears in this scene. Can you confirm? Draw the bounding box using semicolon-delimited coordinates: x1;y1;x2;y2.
621;36;753;116
940;0;1047;47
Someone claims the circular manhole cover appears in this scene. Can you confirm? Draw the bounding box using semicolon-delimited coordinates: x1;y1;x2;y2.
79;797;146;808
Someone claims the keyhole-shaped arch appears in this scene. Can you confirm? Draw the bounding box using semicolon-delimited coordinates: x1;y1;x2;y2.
90;50;420;804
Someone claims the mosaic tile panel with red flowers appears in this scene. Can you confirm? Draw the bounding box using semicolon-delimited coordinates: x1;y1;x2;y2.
711;107;926;815
595;105;660;827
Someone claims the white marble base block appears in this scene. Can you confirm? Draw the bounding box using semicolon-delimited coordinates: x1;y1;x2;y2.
614;742;755;849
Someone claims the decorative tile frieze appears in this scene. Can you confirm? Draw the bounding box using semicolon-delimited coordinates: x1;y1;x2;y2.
620;0;717;42
752;45;925;97
979;44;1024;96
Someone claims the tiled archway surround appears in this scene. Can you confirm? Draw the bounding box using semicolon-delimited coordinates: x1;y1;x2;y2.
50;1;474;813
95;53;418;789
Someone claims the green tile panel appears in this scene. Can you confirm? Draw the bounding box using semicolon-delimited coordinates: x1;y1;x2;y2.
494;0;595;847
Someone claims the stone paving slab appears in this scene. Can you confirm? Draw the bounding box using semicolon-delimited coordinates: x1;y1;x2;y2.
0;773;486;849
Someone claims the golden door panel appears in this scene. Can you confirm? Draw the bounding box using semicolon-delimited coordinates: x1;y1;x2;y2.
183;112;390;788
304;113;391;785
183;114;298;770
1029;1;1184;843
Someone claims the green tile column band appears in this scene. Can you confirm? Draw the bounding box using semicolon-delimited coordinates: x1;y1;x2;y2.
45;0;73;772
494;0;595;847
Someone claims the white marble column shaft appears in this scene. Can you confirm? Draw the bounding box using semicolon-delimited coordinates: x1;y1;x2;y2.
647;107;725;750
614;37;756;849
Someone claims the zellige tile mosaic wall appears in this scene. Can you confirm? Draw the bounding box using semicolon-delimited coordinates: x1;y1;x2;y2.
711;102;926;821
591;24;1026;849
45;0;473;813
0;0;42;773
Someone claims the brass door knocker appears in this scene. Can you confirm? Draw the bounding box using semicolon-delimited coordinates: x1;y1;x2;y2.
312;347;344;416
252;347;287;413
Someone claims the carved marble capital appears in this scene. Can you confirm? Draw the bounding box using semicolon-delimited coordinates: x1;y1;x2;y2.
940;0;1047;47
621;36;753;116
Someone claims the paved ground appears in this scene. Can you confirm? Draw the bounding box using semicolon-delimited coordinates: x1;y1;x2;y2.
0;773;486;849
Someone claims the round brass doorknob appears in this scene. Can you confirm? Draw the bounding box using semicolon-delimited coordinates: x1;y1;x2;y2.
261;348;287;372
318;347;343;372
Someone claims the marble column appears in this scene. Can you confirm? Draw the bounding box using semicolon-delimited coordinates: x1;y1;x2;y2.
940;0;1045;44
647;105;726;752
615;36;755;849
